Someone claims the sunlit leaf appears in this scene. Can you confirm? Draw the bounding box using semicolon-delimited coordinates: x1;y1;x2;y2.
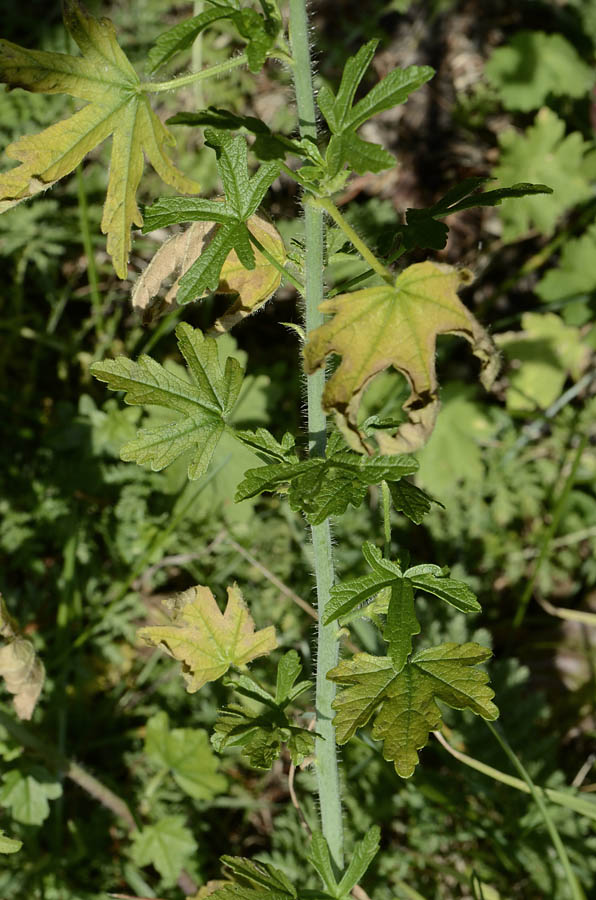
0;595;44;720
145;711;227;800
304;261;500;453
138;583;277;692
0;0;200;277
130;816;197;886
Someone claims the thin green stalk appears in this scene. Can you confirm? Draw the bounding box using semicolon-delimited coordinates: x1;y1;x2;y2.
140;52;248;93
316;197;393;284
381;481;392;557
486;721;585;900
289;0;344;871
514;432;588;626
433;730;596;822
192;0;205;108
75;163;101;315
248;231;305;292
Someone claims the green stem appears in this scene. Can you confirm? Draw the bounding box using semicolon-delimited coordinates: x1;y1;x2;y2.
381;481;392;557
192;0;205;108
289;0;344;871
486;721;585;900
514;432;588;627
75;164;101;315
140;52;248;93
315;197;393;284
248;231;304;292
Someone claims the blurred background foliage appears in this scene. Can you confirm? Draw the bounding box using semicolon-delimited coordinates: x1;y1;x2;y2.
0;1;594;898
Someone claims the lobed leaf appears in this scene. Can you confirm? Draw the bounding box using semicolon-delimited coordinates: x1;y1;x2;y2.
329;643;498;777
91;323;243;479
0;1;200;277
144;711;227;800
148;6;236;72
138;583;277;692
304;261;500;453
130;816;197;886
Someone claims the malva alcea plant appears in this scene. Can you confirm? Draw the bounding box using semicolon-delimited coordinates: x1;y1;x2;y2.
0;0;559;894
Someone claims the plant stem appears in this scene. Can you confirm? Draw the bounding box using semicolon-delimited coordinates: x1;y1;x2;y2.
486;721;585;900
514;432;588;626
381;481;392;557
140;52;248;93
315;197;394;284
75;163;101;315
289;0;344;871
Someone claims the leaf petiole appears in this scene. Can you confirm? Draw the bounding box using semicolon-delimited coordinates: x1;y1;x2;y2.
248;230;304;292
140;52;249;93
314;196;394;284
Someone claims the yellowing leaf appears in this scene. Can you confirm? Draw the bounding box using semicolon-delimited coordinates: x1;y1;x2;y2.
138;584;277;692
0;1;199;278
132;213;285;330
304;261;500;453
0;596;44;720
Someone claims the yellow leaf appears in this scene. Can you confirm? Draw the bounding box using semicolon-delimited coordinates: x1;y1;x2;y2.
138;584;277;692
132;214;285;330
304;261;500;452
0;596;45;720
0;0;200;278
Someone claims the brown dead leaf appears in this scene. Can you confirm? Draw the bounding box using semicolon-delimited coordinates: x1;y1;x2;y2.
132;214;285;331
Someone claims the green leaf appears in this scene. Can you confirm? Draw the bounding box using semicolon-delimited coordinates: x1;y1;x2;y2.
91;323;243;480
236;438;418;525
138;583;277;693
219;856;297;897
536;222;596;304
275;649;304;704
387;479;440;524
130;815;197;886
485;31;595;111
144;711;227;800
304;261;500;454
143;131;280;303
328;643;498;778
233;8;279;73
493;108;596;242
316;40;433;176
385;579;419;673
336;826;380;896
324;541;479;626
0;0;200;277
399;178;552;250
308;832;338;895
148;6;236;72
234;428;297;463
0;830;22;854
0;767;62;825
213;653;313;769
495;312;591;412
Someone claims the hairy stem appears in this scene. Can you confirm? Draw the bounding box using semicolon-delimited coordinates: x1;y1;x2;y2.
140;52;248;93
289;0;344;870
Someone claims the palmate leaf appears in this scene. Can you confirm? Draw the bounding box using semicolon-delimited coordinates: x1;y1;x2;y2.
138;583;277;692
323;541;480;628
304;261;500;454
485;30;595;111
328;643;498;778
130;816;197;886
494;108;596;242
235;432;419;524
318;39;434;176
0;767;62;826
144;711;227;800
91;323;243;479
212;651;314;768
0;0;200;277
143;130;280;304
209;856;298;900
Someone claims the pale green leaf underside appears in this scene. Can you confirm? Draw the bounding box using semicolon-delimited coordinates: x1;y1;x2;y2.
91;323;243;479
0;1;199;278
